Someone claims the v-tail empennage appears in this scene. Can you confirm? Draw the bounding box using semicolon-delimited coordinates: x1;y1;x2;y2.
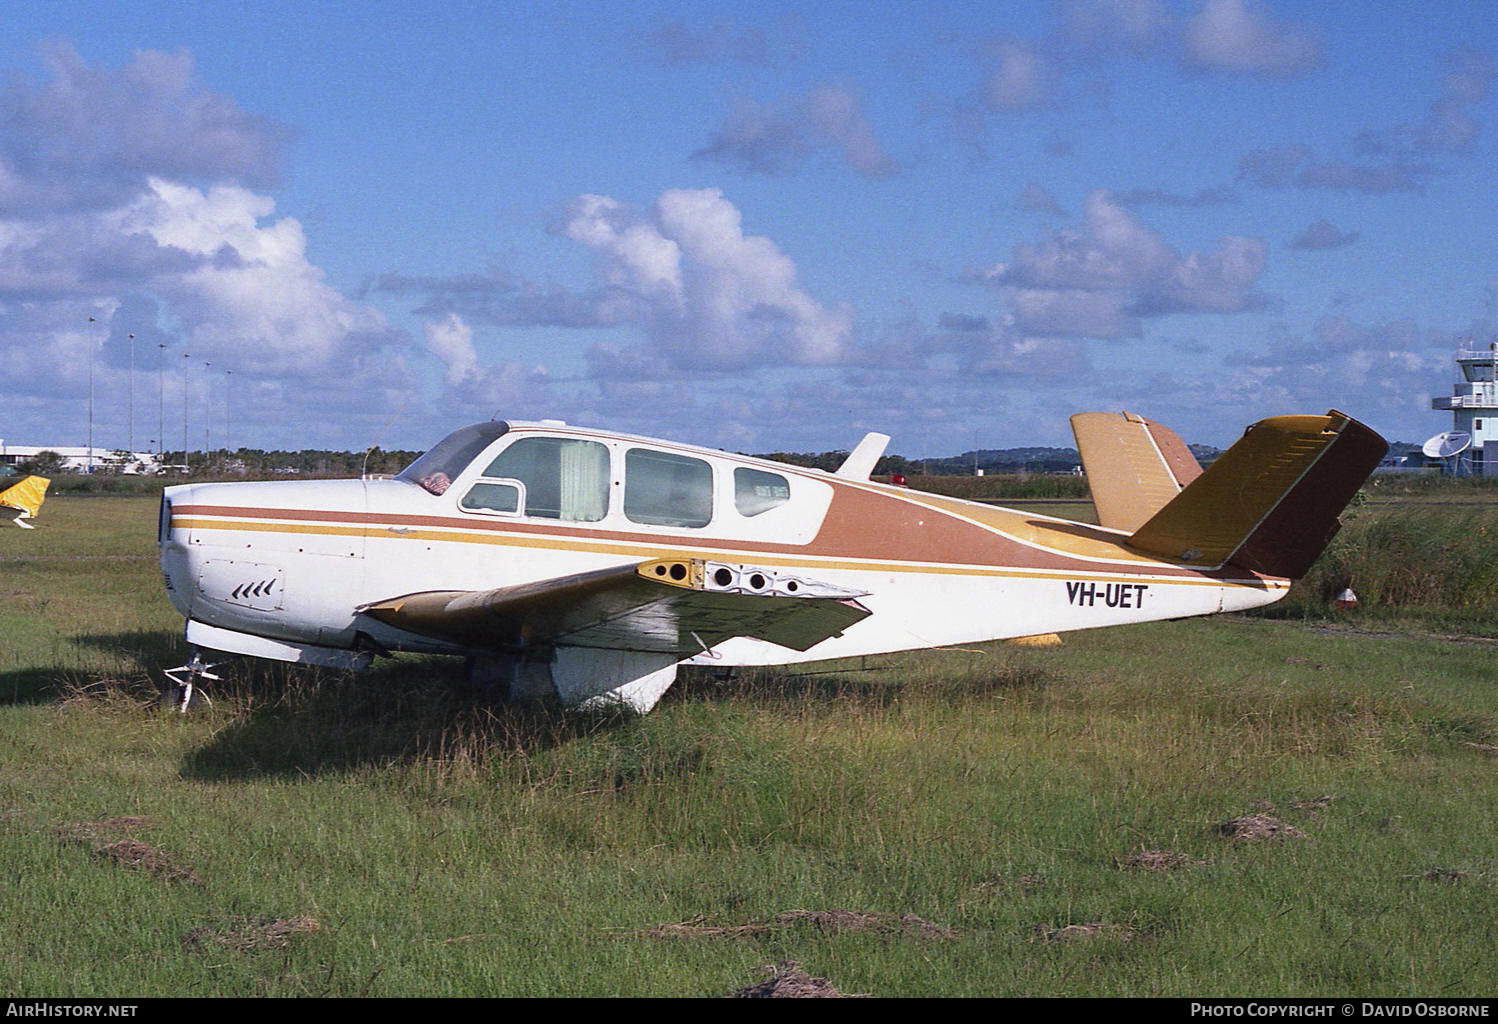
1075;409;1387;578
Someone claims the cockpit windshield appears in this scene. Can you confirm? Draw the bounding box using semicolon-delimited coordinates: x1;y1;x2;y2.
396;421;509;495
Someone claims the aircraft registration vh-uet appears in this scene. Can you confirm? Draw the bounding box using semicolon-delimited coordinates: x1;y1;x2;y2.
157;409;1387;713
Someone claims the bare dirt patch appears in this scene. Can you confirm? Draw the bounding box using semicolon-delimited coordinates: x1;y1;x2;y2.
1218;813;1306;842
636;915;771;940
95;839;201;883
182;916;321;953
1121;849;1203;871
51;816;157;844
1293;795;1336;811
1036;922;1137;944
53;816;200;883
975;872;1046;893
1414;869;1468;884
730;960;865;999
635;909;954;941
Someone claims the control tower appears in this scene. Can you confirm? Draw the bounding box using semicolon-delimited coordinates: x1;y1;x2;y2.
1431;343;1498;475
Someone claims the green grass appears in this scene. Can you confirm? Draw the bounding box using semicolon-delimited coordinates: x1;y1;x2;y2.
3;497;1498;995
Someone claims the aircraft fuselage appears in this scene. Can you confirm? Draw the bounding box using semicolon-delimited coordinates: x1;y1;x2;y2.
159;421;1287;676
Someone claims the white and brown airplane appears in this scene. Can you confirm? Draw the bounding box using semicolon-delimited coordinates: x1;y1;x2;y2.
157;409;1386;712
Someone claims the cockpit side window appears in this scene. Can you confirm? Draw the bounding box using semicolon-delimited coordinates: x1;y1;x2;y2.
734;468;790;517
624;448;712;528
397;422;509;496
476;437;610;521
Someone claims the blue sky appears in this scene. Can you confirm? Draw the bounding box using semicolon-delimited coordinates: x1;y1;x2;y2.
1;0;1494;457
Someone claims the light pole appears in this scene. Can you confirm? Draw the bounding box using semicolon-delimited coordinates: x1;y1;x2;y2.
127;333;135;456
203;361;212;467
225;369;233;457
182;352;191;475
157;342;165;460
86;317;97;473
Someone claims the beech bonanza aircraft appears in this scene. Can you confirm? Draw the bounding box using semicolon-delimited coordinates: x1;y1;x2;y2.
157;410;1385;713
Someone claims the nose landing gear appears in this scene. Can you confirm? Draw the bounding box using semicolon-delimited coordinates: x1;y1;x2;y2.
160;650;222;713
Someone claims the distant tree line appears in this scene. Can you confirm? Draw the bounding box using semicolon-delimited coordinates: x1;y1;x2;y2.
11;447;421;480
754;444;1223;476
17;437;1237;485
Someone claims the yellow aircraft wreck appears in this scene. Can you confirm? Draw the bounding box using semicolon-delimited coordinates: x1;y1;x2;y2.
0;475;48;528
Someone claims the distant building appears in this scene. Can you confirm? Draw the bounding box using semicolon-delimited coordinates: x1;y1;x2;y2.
1430;345;1498;475
0;442;164;474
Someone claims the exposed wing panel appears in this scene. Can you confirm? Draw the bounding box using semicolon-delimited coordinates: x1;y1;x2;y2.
359;558;872;656
1071;413;1199;532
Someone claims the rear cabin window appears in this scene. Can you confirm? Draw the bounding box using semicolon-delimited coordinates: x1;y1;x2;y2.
734;468;790;517
624;448;712;528
465;437;610;521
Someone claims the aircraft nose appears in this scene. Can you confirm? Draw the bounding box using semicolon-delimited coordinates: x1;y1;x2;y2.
159;486;197;618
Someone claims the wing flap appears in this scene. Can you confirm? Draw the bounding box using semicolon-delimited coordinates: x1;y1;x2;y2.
359;558;872;656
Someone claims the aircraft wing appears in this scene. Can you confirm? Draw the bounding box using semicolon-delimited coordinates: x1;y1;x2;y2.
358;558;872;657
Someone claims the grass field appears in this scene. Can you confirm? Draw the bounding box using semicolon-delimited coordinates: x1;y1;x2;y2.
2;493;1497;997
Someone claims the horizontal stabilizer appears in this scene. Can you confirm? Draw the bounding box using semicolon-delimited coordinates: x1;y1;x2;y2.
359;558;871;656
1071;412;1201;532
1128;410;1386;578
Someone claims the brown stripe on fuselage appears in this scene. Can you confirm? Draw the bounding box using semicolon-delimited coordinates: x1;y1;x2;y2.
173;474;1275;586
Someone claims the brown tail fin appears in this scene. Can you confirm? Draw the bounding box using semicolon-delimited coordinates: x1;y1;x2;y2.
1127;411;1386;578
1071;411;1202;532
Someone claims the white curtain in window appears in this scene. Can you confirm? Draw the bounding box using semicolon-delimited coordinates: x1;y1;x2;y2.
559;441;607;521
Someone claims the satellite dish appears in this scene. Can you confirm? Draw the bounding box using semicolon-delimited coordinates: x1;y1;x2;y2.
1422;431;1472;459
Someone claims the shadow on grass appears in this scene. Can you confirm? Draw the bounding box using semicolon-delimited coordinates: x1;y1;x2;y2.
27;630;1058;780
185;652;1059;781
0;629;187;706
178;655;640;781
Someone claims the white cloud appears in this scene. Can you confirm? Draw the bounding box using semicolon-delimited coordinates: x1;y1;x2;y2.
1059;0;1174;56
562;187;853;369
694;84;896;178
981;38;1059;113
804;85;898;179
1181;0;1323;78
424;312;479;385
118;179;397;374
0;40;288;214
1018;183;1066;216
975;191;1265;338
1288;219;1359;251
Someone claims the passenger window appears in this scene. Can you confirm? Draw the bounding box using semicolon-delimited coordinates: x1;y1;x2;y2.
734;468;790;517
625;448;712;528
473;437;609;521
461;480;522;515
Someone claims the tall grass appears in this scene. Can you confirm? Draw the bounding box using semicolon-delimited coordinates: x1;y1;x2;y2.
1274;502;1498;629
891;473;1090;501
4;495;1498;995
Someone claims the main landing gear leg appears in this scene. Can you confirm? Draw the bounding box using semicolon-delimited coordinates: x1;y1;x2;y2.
160;650;221;714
